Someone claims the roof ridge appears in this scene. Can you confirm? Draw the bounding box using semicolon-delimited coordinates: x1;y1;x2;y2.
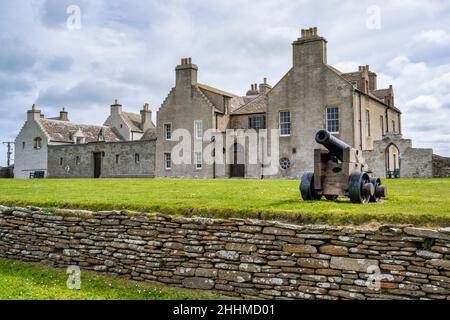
40;118;110;128
197;83;237;98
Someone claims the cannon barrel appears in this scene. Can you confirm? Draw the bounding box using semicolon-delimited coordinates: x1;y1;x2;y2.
315;130;351;161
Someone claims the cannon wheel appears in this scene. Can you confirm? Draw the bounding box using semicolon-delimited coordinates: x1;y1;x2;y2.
325;195;339;201
348;172;373;204
300;172;322;201
370;178;382;203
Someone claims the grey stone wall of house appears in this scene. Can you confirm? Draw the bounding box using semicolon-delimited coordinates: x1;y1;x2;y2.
364;134;434;179
48;140;156;178
1;205;449;300
433;155;450;178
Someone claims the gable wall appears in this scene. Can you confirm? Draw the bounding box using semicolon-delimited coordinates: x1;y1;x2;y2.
155;86;217;178
14;120;49;178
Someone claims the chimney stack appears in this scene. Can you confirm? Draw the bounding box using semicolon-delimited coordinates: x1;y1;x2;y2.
246;83;259;96
176;57;198;87
111;99;122;115
293;27;327;67
140;103;153;131
59;107;69;121
27;104;41;122
259;77;272;94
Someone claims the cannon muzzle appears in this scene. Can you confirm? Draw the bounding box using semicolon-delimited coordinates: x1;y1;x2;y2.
315;129;351;161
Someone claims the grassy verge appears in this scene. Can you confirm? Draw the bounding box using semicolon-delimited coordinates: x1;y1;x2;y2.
0;258;223;300
0;178;449;226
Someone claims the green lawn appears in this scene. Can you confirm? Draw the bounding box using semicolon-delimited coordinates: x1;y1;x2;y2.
0;178;449;226
0;258;223;300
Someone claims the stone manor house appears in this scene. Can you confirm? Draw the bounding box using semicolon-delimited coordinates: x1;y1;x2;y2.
13;28;449;179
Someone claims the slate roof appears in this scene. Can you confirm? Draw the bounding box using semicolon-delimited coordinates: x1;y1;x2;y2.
122;112;144;132
372;89;390;100
39;119;121;143
197;83;236;98
140;128;157;141
230;96;246;112
231;95;267;115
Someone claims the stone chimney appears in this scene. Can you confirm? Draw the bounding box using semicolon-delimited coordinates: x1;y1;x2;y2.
111;99;122;115
59;107;69;121
293;27;327;67
176;57;198;87
246;83;259;96
140;103;153;131
259;78;272;94
357;65;370;93
27;104;41;122
386;85;395;107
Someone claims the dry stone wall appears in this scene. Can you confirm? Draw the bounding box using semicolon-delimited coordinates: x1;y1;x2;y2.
0;205;449;300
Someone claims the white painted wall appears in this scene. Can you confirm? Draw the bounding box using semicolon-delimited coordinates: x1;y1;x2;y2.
14;120;49;179
104;113;132;141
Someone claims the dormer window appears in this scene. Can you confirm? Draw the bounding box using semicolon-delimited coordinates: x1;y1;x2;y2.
34;137;42;150
76;137;85;144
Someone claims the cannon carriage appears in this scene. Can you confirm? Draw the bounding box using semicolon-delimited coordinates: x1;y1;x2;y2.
300;130;387;204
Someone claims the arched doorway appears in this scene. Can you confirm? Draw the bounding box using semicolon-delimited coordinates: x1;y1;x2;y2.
385;143;400;178
230;143;245;178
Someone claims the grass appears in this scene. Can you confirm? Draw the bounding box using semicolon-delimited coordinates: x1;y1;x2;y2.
0;258;223;300
0;178;449;226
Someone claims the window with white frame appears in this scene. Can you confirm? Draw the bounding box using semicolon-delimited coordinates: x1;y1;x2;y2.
326;107;339;133
164;153;172;170
194;120;203;140
279;111;291;136
195;151;203;169
164;123;172;140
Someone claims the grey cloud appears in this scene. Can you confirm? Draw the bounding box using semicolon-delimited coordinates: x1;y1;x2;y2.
0;38;37;73
44;56;74;72
37;80;123;108
0;74;34;96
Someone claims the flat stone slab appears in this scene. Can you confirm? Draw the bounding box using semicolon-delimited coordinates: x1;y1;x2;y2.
330;257;379;272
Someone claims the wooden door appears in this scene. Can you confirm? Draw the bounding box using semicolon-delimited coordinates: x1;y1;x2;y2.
93;152;102;178
230;143;245;178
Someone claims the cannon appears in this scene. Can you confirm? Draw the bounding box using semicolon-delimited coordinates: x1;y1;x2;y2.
300;130;387;204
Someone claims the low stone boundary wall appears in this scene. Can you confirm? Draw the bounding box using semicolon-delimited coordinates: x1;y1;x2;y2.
0;205;449;300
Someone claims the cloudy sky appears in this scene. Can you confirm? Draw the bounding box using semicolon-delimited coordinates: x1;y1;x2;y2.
1;0;450;166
